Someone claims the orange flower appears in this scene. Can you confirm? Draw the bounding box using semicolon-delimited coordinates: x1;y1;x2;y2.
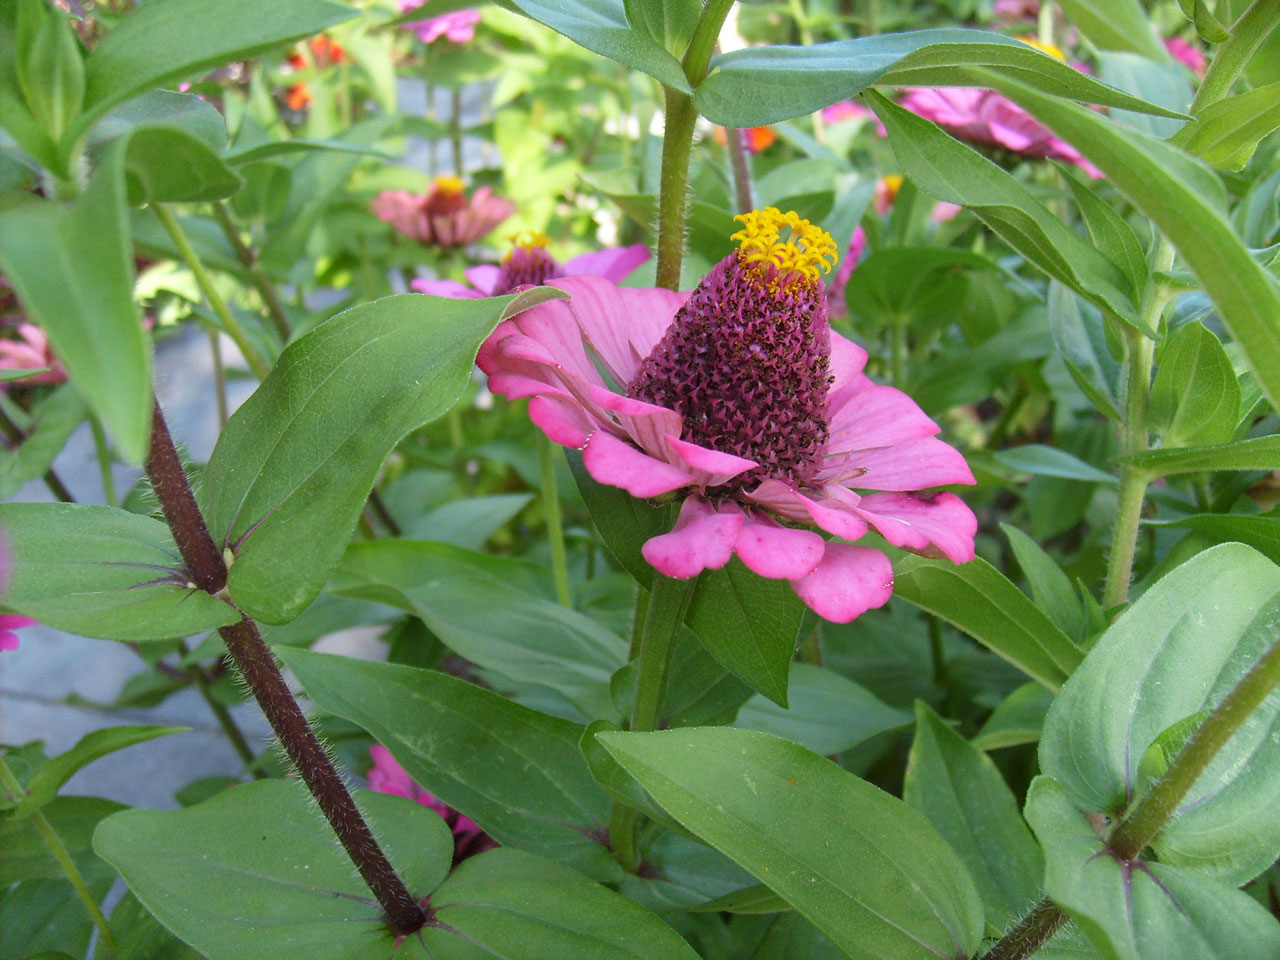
713;126;776;154
286;83;313;111
311;34;346;63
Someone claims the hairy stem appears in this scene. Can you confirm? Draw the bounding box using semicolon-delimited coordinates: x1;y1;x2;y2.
145;398;425;934
977;898;1067;960
725;126;755;213
1191;0;1280;114
211;202;292;342
0;752;118;955
153;204;270;379
538;433;572;607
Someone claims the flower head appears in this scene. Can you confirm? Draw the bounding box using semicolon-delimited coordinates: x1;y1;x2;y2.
371;176;516;249
398;0;481;44
412;231;650;299
368;745;495;862
0;323;68;387
479;208;976;622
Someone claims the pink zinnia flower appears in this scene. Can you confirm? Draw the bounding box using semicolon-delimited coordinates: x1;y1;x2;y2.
412;231;650;299
371;176;515;249
368;745;495;862
993;0;1038;21
398;0;480;44
478;208;977;623
1166;36;1207;76
821;100;887;136
0;323;68;387
898;86;1102;179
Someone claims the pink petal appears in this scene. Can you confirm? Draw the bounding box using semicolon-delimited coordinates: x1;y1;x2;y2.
586;386;683;456
664;436;757;487
825;382;941;455
796;491;869;541
464;264;503;295
790;543;894;623
582;430;695;497
0;632;19;651
743;480;868;541
854;491;977;563
0;614;38;629
734;516;825;580
826;332;870;410
641;498;744;579
835;436;975;491
547;276;685;385
411;278;483;299
529;396;593;447
563;244;651;283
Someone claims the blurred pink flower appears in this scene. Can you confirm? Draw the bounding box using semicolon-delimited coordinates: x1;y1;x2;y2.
0;324;68;387
368;745;495;861
398;0;480;44
0;614;36;652
412;231;649;298
371;176;515;248
821;100;887;135
1166;36;1207;76
898;86;1102;178
993;0;1039;21
479;209;976;623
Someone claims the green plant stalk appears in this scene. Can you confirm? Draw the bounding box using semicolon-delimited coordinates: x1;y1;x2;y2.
211;202;292;342
538;433;572;607
725;125;755;213
1101;238;1175;612
208;328;229;428
977;898;1067;960
450;88;464;175
654;0;738;289
0;752;118;956
1037;0;1055;49
1191;0;1280;114
88;416;117;508
890;320;908;390
153;204;270;379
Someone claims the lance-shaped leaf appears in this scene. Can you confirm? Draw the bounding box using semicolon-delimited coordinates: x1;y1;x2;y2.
278;648;616;876
198;288;564;625
598;726;985;960
0;502;240;642
1118;434;1280;477
0;144;150;463
1057;0;1168;60
977;69;1280;413
695;29;1184;127
867;90;1141;327
1172;83;1280;172
1148;322;1240;447
1040;543;1280;883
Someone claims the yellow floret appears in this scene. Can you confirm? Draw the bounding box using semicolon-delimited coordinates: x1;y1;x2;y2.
1018;37;1067;61
504;230;552;257
730;207;837;283
433;175;466;195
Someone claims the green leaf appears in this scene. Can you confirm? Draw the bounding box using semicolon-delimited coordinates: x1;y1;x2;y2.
1098;52;1192;140
89;88;226;154
222;137;388;165
688;884;790;914
1001;523;1086;641
735;662;910;756
76;0;357;142
0;502;240;642
971;681;1055;751
1027;775;1280;959
499;0;689;91
993;444;1118;485
623;0;699;57
1173;82;1280;171
1040;543;1280;882
844;247;999;327
905;702;1043;928
977;69;1280;414
1057;0;1168;60
892;554;1083;689
598;727;985;960
14;0;84;144
1135;710;1210;798
696;29;1184;127
1047;280;1123;422
1149;322;1241;446
6;726;184;819
109;891;203;960
867;91;1141;328
1062;177;1147;301
423;847;702;960
94;779;453;960
391;578;626;721
0;143;150;463
567;448;672;586
401;493;532;548
1119;434;1280;476
1151;514;1280;565
120;126;241;204
278;648;616;875
0;878;110;960
198;288;564;625
0;385;85;499
1;796;125;884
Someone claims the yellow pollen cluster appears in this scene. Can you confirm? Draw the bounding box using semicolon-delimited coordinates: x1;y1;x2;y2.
433;175;466;196
503;230;552;259
730;207;837;283
1018;36;1067;61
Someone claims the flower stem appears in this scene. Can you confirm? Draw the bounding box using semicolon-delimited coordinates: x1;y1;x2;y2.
89;416;117;508
538;433;572;607
145;398;425;935
211;201;292;342
631;574;696;733
208;328;229;428
153;204;270;380
977;898;1067;960
725;126;754;213
655;0;738;290
0;752;118;955
1191;0;1280;114
450;87;464;175
1100;238;1174;612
